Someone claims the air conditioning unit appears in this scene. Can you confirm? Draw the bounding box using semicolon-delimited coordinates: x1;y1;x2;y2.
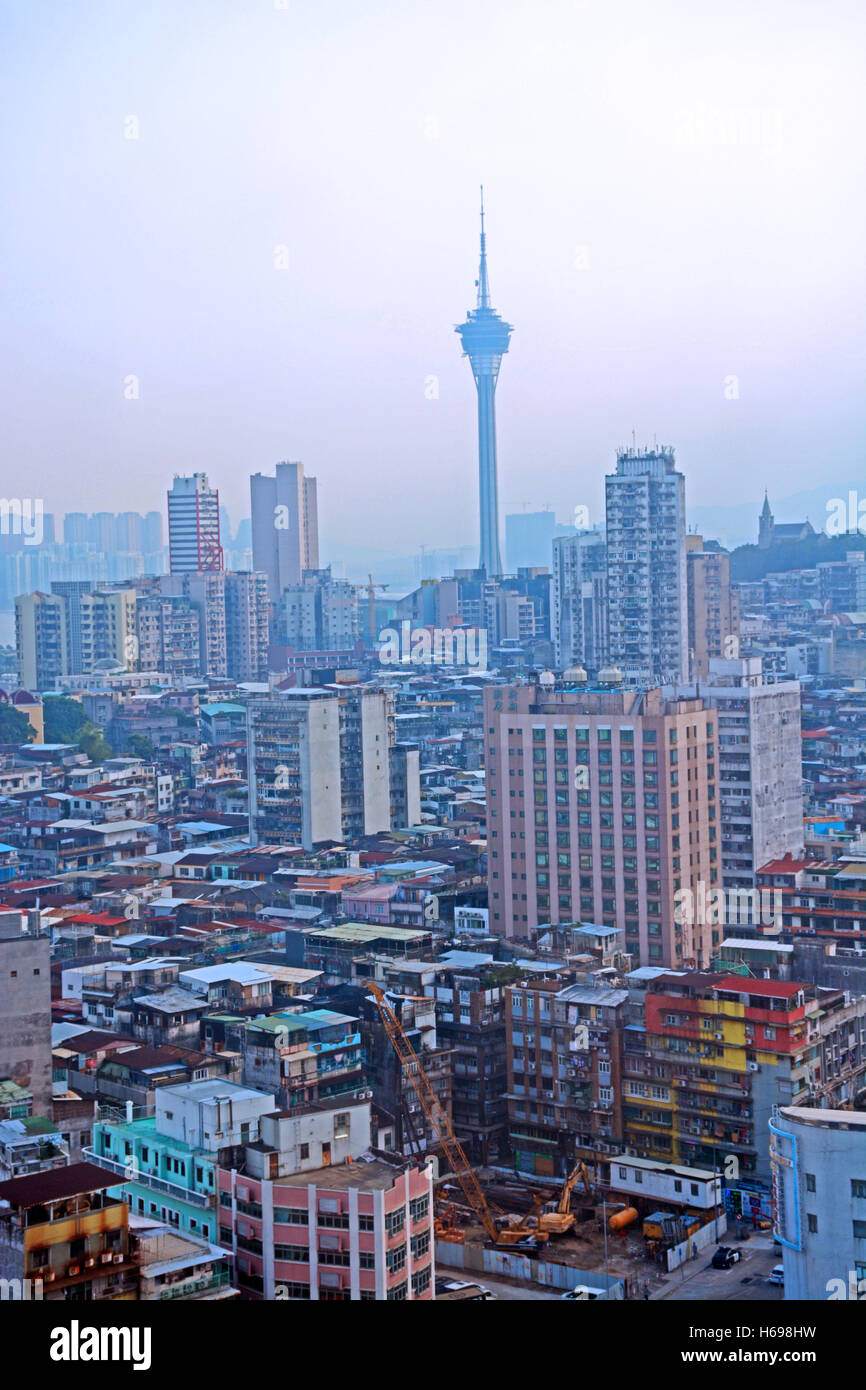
68;1264;80;1277
84;1257;96;1268
42;1270;55;1283
101;1252;113;1264
748;1062;759;1071
113;1253;125;1264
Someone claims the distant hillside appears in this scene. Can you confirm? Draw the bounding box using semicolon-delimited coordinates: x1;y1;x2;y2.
730;533;866;583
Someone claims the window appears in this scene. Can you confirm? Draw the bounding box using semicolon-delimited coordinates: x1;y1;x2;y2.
854;1221;866;1240
277;1281;311;1299
806;1173;816;1193
299;1143;310;1161
410;1194;429;1223
274;1206;308;1225
807;1214;818;1234
274;1244;309;1262
412;1267;431;1296
852;1180;866;1200
411;1230;430;1259
385;1208;405;1237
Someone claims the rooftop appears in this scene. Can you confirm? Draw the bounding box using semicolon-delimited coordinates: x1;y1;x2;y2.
308;923;430;943
779;1106;866;1129
0;1161;120;1209
282;1156;417;1191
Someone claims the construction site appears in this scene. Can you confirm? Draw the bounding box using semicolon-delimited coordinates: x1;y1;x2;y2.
433;1166;703;1295
367;980;731;1298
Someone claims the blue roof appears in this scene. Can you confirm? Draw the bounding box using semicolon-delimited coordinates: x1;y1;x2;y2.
177;821;233;835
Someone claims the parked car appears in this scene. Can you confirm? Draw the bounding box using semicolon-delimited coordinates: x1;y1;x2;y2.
561;1285;604;1300
711;1246;742;1269
435;1278;496;1301
768;1265;785;1286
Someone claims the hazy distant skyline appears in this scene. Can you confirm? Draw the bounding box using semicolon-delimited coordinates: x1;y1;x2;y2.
3;0;865;565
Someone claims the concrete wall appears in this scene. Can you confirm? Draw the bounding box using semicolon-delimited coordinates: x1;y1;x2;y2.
0;926;52;1117
773;1107;866;1300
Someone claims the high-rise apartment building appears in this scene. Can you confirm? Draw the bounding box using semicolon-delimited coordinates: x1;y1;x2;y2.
225;570;270;682
248;685;413;850
605;446;688;683
276;568;359;651
151;570;268;681
552;529;608;671
16;584;138;688
251;462;320;602
668;658;803;892
15;592;68;690
167;473;223;574
506;978;629;1178
686;535;740;679
136;593;201;677
485;679;718;966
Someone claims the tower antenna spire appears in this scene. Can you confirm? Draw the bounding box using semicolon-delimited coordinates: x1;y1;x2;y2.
477;184;491;309
456;187;512;577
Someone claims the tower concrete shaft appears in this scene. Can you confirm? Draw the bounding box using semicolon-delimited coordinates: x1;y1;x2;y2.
455;189;512;577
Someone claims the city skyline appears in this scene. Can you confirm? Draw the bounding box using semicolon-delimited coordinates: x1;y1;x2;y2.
2;0;864;561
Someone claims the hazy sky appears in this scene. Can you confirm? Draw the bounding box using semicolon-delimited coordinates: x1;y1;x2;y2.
2;0;865;562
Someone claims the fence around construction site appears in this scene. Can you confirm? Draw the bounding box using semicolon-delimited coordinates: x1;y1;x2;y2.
665;1213;729;1272
435;1241;626;1297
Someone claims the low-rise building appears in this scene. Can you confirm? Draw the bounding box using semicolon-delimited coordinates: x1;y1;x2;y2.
217;1098;434;1301
0;1162;139;1300
87;1080;276;1242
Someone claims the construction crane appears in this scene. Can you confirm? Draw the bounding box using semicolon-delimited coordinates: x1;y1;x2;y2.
365;981;547;1248
537;1161;592;1237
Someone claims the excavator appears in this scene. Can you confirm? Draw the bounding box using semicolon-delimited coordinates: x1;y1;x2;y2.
365;981;548;1249
537;1161;593;1237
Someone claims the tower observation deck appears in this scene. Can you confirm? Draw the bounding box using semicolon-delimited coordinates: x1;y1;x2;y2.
455;189;513;577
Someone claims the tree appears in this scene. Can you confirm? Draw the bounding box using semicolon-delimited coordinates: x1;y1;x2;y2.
77;722;112;761
0;704;36;745
126;734;155;761
43;696;88;744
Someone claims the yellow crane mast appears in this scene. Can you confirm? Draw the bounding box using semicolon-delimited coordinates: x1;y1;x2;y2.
365;981;546;1248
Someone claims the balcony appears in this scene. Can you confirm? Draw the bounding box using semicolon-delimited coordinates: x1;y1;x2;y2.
83;1149;213;1208
154;1270;233;1300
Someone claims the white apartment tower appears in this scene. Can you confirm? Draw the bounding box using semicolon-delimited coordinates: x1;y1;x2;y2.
605;446;688;684
247;685;410;850
251;462;320;602
669;657;804;891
